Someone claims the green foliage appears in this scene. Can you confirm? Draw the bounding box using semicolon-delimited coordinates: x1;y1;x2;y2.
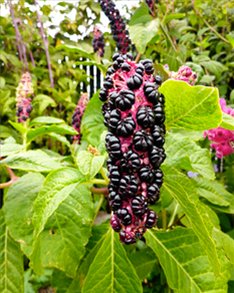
0;0;233;292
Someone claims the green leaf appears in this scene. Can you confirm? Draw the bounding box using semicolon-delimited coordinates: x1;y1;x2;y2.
27;124;77;142
82;228;142;293
33;168;84;238
56;44;94;60
220;113;234;130
81;92;106;146
32;94;56;115
213;229;234;265
162;165;229;277
201;61;227;78
77;150;106;179
30;116;64;125
31;183;94;277
165;132;215;179
0;150;63;172
159;80;222;130
0;210;24;293
146;227;228;293
0;137;23;157
3;173;44;257
0;77;5;88
129;3;159;54
193;177;234;213
8;121;27;134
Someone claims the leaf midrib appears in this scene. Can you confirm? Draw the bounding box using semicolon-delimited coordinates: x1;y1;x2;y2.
147;230;202;292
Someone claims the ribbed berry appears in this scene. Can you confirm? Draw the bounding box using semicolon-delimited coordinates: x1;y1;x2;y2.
100;54;166;244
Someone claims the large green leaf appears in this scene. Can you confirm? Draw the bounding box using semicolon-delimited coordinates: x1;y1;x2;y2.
33;167;84;238
129;3;159;54
165;132;215;179
31;183;94;277
30;116;65;125
81;92;106;146
0;150;63;172
162;165;229;278
193;177;234;213
76;150;106;179
27;124;77;142
146;227;228;293
82;228;142;293
0;137;23;157
32;95;57;115
0;211;24;293
159;80;222;130
3;173;44;257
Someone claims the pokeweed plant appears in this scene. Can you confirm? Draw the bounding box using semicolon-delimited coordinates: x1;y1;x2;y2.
0;1;234;293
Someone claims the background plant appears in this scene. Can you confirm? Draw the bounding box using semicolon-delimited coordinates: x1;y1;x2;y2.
0;0;234;292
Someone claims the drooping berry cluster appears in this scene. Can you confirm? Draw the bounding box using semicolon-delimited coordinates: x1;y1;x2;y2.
92;26;105;57
204;98;234;158
100;53;166;244
72;93;89;143
98;0;131;54
145;0;155;16
16;72;33;123
167;65;197;85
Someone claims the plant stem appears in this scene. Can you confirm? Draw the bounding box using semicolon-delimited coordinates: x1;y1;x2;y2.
160;23;177;52
91;178;107;185
168;203;179;228
100;167;109;184
0;167;19;189
134;53;141;63
91;187;108;195
161;208;167;230
34;0;54;87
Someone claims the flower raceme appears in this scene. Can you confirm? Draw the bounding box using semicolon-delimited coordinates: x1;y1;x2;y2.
72;93;89;143
92;26;105;57
204;98;234;158
100;53;166;244
98;0;131;54
16;72;33;123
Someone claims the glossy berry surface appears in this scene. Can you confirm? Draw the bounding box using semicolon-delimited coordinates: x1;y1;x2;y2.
99;53;166;244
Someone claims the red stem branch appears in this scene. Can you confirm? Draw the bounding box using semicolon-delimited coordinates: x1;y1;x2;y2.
0;167;19;189
35;0;54;88
91;187;108;196
8;0;28;69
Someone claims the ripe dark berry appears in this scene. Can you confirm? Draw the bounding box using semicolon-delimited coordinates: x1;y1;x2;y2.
154;169;163;187
109;109;121;132
153;104;165;124
119;175;138;197
144;82;159;104
137;106;155;129
133;130;154;151
127;73;143;90
117;208;132;226
99;89;108;101
145;210;157;228
116;116;136;137
147;184;160;204
149;146;166;168
123;150;141;171
139;166;155;183
151;125;165;147
93;26;105;57
109;165;120;186
115;90;135;111
105;133;122;159
132;196;147;216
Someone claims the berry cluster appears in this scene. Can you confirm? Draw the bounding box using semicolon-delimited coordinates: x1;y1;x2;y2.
100;53;166;244
145;0;155;16
204;98;234;158
98;0;131;54
92;26;105;57
16;72;33;123
72;93;89;143
167;65;197;85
